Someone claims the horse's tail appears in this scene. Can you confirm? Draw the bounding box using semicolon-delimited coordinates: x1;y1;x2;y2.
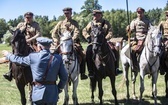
90;78;96;92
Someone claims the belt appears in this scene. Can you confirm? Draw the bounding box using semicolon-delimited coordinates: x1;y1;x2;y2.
33;81;56;86
136;31;147;34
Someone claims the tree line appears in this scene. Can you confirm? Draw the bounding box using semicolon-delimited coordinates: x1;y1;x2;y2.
0;0;168;44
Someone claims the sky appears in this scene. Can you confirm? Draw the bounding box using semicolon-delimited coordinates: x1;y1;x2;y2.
0;0;167;21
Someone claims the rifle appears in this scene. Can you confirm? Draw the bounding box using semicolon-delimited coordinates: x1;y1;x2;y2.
126;0;134;81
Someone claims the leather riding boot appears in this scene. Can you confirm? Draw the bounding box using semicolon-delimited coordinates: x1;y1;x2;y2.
3;62;12;81
80;58;88;80
160;52;166;75
131;51;138;71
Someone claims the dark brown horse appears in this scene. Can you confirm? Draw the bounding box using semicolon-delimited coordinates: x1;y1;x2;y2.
86;23;118;105
10;29;33;105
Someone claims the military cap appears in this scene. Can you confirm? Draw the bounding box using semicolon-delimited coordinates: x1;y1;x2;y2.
63;7;72;13
36;37;53;46
136;7;145;12
24;12;34;17
92;9;102;15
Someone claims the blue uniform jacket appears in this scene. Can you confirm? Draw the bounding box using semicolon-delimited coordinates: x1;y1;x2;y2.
6;49;68;103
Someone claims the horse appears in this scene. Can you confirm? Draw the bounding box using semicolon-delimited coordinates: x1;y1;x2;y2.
59;31;80;105
139;26;162;105
87;25;118;105
10;29;33;105
120;43;139;100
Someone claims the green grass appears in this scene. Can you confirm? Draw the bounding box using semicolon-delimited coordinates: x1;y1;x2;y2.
0;43;168;105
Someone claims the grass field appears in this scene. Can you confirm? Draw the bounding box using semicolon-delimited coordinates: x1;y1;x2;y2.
0;43;168;105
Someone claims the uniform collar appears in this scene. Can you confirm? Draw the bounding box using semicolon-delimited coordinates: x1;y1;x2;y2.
64;18;72;22
137;17;145;21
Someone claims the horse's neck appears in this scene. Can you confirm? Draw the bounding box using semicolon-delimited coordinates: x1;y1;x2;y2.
101;43;110;55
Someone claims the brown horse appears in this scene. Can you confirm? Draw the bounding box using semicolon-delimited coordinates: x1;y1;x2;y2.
86;23;118;105
10;29;33;105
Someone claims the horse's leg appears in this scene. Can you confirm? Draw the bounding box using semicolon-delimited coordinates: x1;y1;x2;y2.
109;75;119;105
97;78;103;105
90;77;96;103
63;83;69;105
122;63;130;100
132;71;138;99
165;72;168;98
72;79;79;105
152;72;158;105
139;72;145;102
16;83;26;105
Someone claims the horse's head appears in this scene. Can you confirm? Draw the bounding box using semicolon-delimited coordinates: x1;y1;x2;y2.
60;31;73;64
10;29;29;56
147;26;162;56
91;24;107;55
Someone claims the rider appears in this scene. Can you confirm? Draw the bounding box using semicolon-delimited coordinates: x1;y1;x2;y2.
3;12;42;81
158;10;168;75
51;7;88;80
82;9;121;78
126;7;150;70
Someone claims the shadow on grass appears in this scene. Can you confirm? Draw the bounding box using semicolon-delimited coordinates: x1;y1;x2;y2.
67;95;168;105
77;97;167;105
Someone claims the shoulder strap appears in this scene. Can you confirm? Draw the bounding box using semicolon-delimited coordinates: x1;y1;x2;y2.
43;55;54;80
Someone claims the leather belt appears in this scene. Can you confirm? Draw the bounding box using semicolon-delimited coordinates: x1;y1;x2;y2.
33;81;56;86
136;31;147;34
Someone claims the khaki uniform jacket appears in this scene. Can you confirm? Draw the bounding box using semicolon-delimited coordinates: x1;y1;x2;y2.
130;17;150;40
51;18;79;43
17;21;41;43
82;18;113;40
159;20;168;38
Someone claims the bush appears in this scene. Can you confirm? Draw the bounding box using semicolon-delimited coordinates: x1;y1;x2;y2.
2;30;12;45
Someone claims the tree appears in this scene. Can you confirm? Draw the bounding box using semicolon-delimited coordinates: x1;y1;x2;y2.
81;0;102;16
0;18;8;41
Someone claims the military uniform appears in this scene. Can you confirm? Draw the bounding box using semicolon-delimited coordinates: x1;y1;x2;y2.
52;19;79;43
52;7;88;80
17;21;41;45
130;18;150;40
83;10;114;77
129;7;150;70
82;19;112;41
158;10;168;75
4;37;68;105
